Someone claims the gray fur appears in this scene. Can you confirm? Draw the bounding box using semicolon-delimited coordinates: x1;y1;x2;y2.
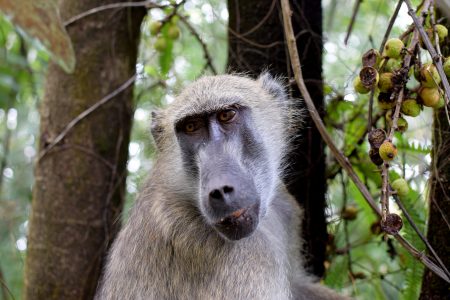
95;74;349;300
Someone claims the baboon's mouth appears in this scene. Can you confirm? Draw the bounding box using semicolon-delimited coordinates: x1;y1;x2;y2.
214;203;259;240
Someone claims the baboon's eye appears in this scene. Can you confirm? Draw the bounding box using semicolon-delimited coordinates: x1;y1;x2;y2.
183;119;202;133
217;109;237;123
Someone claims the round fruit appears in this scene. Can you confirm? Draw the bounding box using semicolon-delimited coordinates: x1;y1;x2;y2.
362;49;381;68
167;25;181;39
444;58;450;78
368;128;386;148
384;58;402;72
342;205;358;220
379;141;397;161
154;37;167;52
435;24;448;42
391;178;409;196
353;76;369;94
359;67;379;89
420;63;440;88
149;21;162;36
381;213;403;235
383;38;404;59
401;99;421;117
369;148;383;166
378;72;394;92
396;117;408;133
419;87;440;107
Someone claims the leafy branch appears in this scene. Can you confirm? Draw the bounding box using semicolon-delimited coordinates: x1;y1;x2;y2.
280;0;450;283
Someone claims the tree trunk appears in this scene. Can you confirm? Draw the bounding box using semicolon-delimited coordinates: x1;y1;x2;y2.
24;1;144;299
227;0;326;277
419;16;450;297
419;109;450;298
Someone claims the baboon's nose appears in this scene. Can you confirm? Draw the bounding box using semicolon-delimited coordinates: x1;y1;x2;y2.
209;185;234;203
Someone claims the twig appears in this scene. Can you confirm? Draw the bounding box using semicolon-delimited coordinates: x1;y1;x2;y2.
379;0;404;53
381;163;390;221
280;0;450;283
38;75;136;161
393;194;450;279
404;0;450;123
64;1;165;27
0;263;14;300
341;175;354;277
178;14;217;75
239;0;277;37
344;0;362;45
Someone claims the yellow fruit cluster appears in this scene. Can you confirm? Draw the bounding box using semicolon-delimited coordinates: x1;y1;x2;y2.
148;16;181;52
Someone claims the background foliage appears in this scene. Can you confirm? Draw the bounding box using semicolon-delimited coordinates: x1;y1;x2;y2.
0;0;438;299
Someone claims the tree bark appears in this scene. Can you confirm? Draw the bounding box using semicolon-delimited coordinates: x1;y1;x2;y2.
419;17;450;298
227;0;326;277
419;108;450;298
24;1;144;299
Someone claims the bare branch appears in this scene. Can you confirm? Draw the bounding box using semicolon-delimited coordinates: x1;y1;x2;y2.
379;0;404;53
38;75;137;162
64;1;166;27
178;14;217;75
393;194;450;279
344;0;362;45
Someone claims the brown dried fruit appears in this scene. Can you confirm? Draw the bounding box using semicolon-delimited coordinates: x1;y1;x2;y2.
368;128;386;148
362;49;381;68
381;213;403;235
359;66;379;89
369;148;384;166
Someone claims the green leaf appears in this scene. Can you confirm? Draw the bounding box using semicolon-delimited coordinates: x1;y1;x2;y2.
158;25;174;76
324;256;348;288
0;0;75;72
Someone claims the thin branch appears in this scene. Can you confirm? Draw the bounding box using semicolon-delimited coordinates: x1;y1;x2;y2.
393;194;450;279
344;0;362;45
239;0;277;37
379;0;404;53
64;1;165;27
178;14;217;75
38;75;136;162
0;263;14;300
280;0;450;283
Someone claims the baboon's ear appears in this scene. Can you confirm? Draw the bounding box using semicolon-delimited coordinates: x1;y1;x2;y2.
151;110;164;150
257;72;288;101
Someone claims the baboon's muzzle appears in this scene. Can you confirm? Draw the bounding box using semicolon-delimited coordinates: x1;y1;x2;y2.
200;149;260;240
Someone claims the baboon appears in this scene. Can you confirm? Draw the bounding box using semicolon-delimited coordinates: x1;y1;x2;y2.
96;74;349;299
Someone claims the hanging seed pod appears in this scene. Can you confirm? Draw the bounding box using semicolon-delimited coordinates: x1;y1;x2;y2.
369;148;384;166
368;128;386;148
362;49;381;68
359;66;379;89
381;213;403;235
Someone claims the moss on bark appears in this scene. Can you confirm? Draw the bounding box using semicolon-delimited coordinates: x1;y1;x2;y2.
24;1;145;299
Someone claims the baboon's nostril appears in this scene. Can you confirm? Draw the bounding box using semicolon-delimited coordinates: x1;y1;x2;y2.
223;186;234;194
209;189;223;200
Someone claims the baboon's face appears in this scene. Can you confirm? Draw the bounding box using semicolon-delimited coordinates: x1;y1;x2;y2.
175;104;273;241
